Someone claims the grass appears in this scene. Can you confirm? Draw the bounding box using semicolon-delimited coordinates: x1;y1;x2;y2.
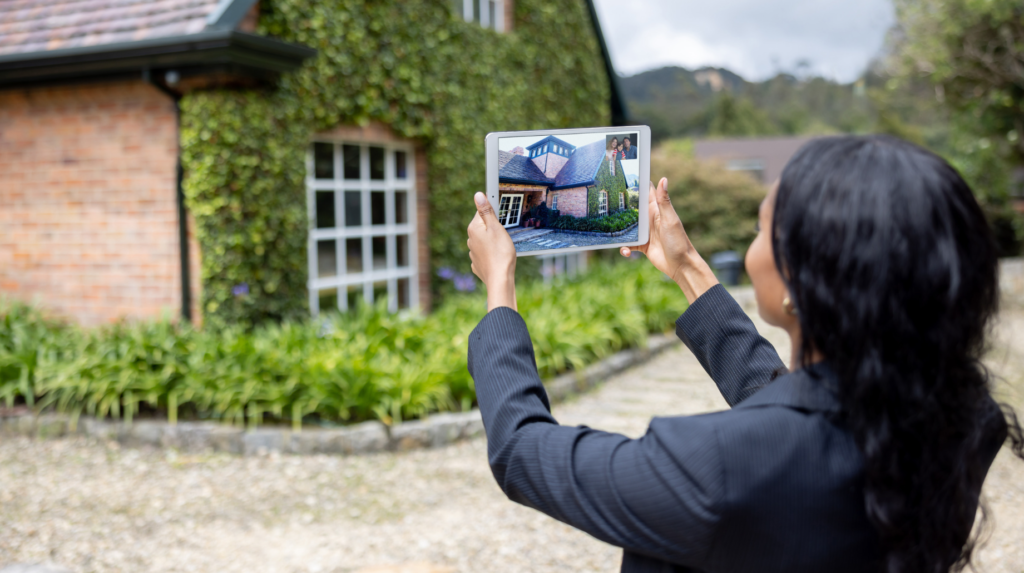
0;260;687;428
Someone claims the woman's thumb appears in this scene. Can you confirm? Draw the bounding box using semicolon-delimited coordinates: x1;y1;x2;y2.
475;192;498;225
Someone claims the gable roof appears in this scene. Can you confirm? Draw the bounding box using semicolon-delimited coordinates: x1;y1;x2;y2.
498;139;609;190
553;140;607;189
498;153;552;185
0;0;315;87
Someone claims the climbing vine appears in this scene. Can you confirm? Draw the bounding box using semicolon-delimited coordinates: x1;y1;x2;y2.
180;0;610;327
588;156;628;217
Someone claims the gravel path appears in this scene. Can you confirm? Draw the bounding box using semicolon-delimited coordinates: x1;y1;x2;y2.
2;299;1022;573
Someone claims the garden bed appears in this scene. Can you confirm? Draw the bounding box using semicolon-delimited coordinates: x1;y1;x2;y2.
0;261;687;430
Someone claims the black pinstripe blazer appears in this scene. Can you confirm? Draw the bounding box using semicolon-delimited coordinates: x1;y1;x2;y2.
467;285;1002;572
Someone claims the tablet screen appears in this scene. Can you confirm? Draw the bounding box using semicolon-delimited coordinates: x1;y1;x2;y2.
496;129;642;254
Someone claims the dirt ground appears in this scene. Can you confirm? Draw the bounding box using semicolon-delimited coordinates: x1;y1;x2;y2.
1;301;1022;573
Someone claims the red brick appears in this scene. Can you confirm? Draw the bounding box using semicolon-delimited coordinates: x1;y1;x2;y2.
0;80;197;326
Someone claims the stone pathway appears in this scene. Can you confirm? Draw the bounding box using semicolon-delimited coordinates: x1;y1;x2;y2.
1;299;1021;573
514;227;639;253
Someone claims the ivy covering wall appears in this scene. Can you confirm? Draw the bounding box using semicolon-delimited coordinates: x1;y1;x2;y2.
588;156;628;217
180;0;611;327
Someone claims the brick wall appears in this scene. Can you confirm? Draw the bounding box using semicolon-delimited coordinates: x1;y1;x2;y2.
0;80;194;325
548;186;588;218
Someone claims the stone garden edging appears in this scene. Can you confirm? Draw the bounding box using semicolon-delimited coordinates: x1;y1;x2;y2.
551;222;638;238
0;333;681;456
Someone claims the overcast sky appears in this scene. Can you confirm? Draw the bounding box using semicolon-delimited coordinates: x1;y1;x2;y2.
592;0;895;83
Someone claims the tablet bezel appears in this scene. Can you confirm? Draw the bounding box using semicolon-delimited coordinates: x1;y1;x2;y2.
485;125;650;257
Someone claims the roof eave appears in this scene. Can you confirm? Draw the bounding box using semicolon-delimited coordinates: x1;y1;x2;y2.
0;30;316;87
499;177;553;187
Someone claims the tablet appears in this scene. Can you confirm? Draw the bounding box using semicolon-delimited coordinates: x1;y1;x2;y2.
485;126;650;257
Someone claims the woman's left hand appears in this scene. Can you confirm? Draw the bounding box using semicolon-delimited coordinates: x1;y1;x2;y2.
467;192;518;311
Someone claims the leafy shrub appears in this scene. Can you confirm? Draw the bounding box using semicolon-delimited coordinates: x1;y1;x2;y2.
0;260;687;427
651;139;766;256
551;209;638;233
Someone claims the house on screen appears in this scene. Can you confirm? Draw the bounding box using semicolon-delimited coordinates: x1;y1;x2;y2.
0;0;625;325
497;137;629;228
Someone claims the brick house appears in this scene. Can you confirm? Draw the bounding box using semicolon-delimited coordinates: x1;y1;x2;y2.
497;136;628;228
0;0;625;325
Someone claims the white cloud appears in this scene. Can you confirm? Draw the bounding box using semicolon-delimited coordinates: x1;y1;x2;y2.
592;0;895;82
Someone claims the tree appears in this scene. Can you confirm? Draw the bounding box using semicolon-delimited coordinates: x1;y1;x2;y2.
707;92;773;137
893;0;1024;161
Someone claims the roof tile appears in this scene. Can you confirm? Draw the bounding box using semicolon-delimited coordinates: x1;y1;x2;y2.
0;0;223;56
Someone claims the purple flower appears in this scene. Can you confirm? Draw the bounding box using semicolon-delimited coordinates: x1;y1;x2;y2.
437;267;455;280
232;283;250;297
453;274;476;292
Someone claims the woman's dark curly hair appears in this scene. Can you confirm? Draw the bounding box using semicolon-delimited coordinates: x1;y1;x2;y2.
772;135;1024;573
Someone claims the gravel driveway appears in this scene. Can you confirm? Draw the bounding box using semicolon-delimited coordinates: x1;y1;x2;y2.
2;300;1022;573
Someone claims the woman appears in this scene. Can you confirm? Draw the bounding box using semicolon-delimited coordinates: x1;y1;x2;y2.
466;135;1023;573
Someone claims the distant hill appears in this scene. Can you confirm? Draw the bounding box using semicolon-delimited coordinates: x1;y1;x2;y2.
620;66;875;140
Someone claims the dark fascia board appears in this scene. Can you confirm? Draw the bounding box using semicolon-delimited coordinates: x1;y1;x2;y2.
499;178;553;187
584;0;629;126
0;30;316;87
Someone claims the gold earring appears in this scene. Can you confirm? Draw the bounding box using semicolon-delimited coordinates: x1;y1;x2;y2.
782;297;798;316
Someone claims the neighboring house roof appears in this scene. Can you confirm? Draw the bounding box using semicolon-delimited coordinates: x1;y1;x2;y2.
498;139;609;190
0;0;315;87
694;136;816;187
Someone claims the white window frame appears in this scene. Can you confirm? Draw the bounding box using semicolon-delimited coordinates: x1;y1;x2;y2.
461;0;504;32
598;190;608;216
551;193;558;210
618;192;624;210
306;141;418;315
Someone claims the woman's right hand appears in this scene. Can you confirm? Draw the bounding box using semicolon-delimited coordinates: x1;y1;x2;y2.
621;177;719;302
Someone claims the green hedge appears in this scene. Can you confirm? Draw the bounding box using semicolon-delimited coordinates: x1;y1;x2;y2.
180;0;610;328
0;262;686;428
551;209;638;233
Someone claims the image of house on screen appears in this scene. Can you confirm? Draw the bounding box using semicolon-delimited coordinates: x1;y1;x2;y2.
497;135;629;229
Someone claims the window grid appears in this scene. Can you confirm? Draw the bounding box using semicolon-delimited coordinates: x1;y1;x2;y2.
306;141;417;316
460;0;504;31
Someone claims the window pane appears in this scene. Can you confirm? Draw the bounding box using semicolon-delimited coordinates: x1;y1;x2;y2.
317;240;337;278
314;143;334;179
395;191;408;224
346;238;363;273
345;191;362;227
373;281;388;305
372;236;387;270
397;277;410;309
369;147;385;180
395;151;408;179
347;284;363;311
318;288;338;313
396;234;409;267
315;191;335;229
343;145;360;179
371;191;386;225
